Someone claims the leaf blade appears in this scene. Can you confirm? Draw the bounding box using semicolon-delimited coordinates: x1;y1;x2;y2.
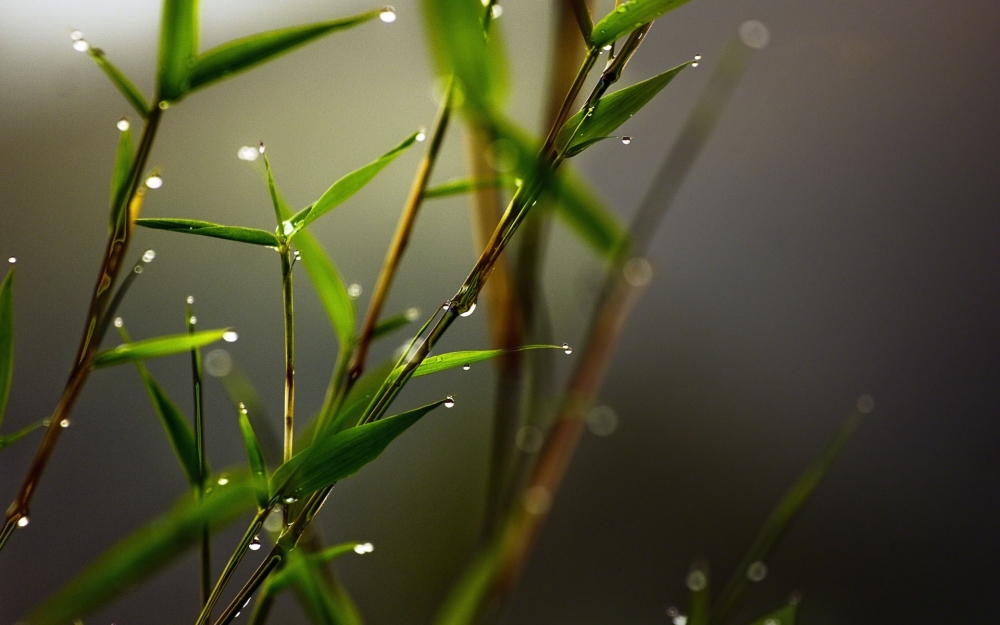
412;345;563;378
424;176;516;199
238;405;270;509
156;0;199;102
93;329;230;368
88;49;150;116
132;360;201;486
590;0;695;49
109;125;134;233
137;218;281;247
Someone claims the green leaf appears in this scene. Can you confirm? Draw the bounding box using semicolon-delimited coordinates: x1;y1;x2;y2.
217;361;283;468
286;131;421;235
369;309;419;343
136;218;280;247
0;420;44;452
93;329;230;368
27;472;255;625
422;0;507;115
88;49;150;116
686;565;710;625
433;540;502;625
412;345;563;378
0;270;13;428
266;542;359;594
156;0;199;102
188;11;380;94
555;63;690;157
109;125;134;233
238;405;270;509
748;604;798;625
589;0;694;49
131;359;201;486
271;400;445;498
265;547;363;625
327;359;397;434
424;176;516;199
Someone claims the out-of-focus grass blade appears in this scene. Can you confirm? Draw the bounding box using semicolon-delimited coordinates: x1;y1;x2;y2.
556;62;691;156
215;359;282;468
589;0;694;49
421;0;507;116
424;176;516;199
287;131;421;235
137;218;280;247
156;0;199;102
748;604;798;625
88;49;150;116
686;564;710;625
188;11;380;94
109;125;134;233
271;400;445;499
433;541;501;625
265;548;362;625
0;270;13;428
93;329;229;368
266;543;359;594
412;345;563;378
26;472;255;625
238;405;270;510
0;420;44;452
327;359;397;434
369;309;418;343
131;359;201;486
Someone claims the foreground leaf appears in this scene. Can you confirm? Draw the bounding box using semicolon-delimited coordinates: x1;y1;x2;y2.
238;405;270;509
271;400;445;498
412;345;563;378
93;329;229;368
589;0;694;49
109;125;135;233
137;218;280;247
188;11;380;94
156;0;199;102
0;270;13;427
132;360;201;486
88;49;150;116
748;604;798;625
27;473;255;625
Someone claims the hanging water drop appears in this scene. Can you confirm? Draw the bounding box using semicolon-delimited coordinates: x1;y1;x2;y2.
694;54;702;61
186;295;195;305
491;4;503;18
16;516;29;528
113;317;124;328
354;542;374;554
462;363;471;371
189;316;197;325
70;30;84;41
258;141;266;154
223;330;239;343
217;476;230;486
746;560;768;582
416;128;427;142
444;396;455;408
145;175;163;189
7;257;15;264
348;283;362;299
691;61;699;67
142;249;156;263
459;302;476;317
238;402;247;414
283;495;298;504
133;265;143;274
602;44;612;51
562;343;572;355
379;6;397;22
249;535;261;551
621;136;632;145
73;39;90;52
116;117;130;132
237;146;260;161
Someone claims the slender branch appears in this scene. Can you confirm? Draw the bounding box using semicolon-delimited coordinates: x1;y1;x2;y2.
188;298;212;607
280;250;295;465
195;507;270;625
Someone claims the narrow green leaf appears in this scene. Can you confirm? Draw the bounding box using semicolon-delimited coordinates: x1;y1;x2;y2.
424;176;516;199
327;359;397;434
686;565;710;625
238;405;270;509
589;0;694;49
27;472;255;625
271;400;445;498
369;309;419;343
0;270;13;428
137;218;280;247
217;361;282;468
748;604;798;625
93;329;230;368
412;345;563;378
188;11;380;94
556;63;690;157
287;132;421;235
265;548;363;625
421;0;507;115
266;543;359;594
434;540;502;625
157;0;199;102
0;420;44;451
88;49;150;116
109;125;134;233
131;359;201;486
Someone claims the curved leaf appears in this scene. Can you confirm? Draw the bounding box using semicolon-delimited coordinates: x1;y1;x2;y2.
238;405;270;509
93;329;230;368
0;270;13;428
589;0;694;49
88;49;150;116
132;360;201;486
412;345;563;378
137;218;280;247
424;176;516;199
157;0;199;102
109;125;134;233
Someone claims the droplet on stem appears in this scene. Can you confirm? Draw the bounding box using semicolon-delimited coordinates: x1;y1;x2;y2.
416;128;427;142
685;569;707;591
348;283;362;299
223;330;239;343
16;516;29;528
142;249;156;263
70;30;84;41
462;363;471;371
73;39;90;52
116;117;130;132
459;302;476;317
189;315;197;325
59;419;71;428
490;4;503;18
249;535;261;551
379;6;396;22
186;295;195;305
7;257;15;264
113;317;124;328
353;542;374;554
145;175;163;189
444;396;455;408
258;141;266;154
217;476;230;486
237;145;260;161
621;136;632;145
562;343;572;355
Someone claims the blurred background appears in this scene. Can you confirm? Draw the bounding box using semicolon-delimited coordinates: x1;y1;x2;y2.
1;0;999;623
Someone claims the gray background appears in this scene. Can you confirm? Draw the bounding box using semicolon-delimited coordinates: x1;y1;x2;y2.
1;0;999;623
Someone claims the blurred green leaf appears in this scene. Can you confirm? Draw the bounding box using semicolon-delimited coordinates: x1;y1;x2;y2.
88;49;150;116
271;400;445;498
27;472;255;625
238;405;270;509
266;542;359;594
556;62;690;156
131;358;201;486
748;604;798;625
188;11;380;94
589;0;694;49
412;345;563;378
265;547;362;625
424;176;516;199
369;310;418;343
433;541;501;625
686;565;710;625
136;218;280;247
217;361;283;468
287;131;421;235
109;125;134;233
421;0;507;115
0;420;44;452
93;329;229;368
156;0;199;102
0;270;13;428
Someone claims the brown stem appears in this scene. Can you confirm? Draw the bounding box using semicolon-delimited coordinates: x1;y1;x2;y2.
280;249;295;466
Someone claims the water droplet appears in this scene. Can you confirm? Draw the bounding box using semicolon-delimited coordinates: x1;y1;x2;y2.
694;54;702;61
249;535;261;551
116;117;130;132
691;62;699;67
258;141;266;154
856;394;875;414
442;301;453;311
522;485;551;515
145;175;163;189
205;349;232;377
158;101;170;110
462;363;471;371
59;418;71;428
514;177;523;187
217;476;230;486
444;396;455;408
347;283;362;298
602;44;612;51
142;249;156;263
673;616;688;625
481;0;489;5
788;591;802;605
7;257;15;264
70;30;84;41
490;4;503;18
223;331;239;343
739;20;770;49
73;39;90;52
281;221;294;236
234;612;240;618
562;343;572;355
263;507;283;532
379;6;396;22
353;542;374;554
685;570;707;591
405;307;420;321
187;315;197;325
16;516;29;528
283;495;298;504
746;560;768;582
667;607;680;618
621;136;632;145
237;146;260;161
113;317;123;328
623;257;653;286
516;426;543;453
459;302;476;317
416;129;427;142
133;265;143;274
586;405;619;436
238;402;247;414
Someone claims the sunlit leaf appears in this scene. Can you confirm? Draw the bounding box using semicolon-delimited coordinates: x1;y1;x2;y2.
93;329;230;368
136;218;280;247
88;49;150;116
109;125;134;233
157;0;199;102
424;176;516;199
412;345;563;378
589;0;694;49
748;604;798;625
238;405;270;509
27;472;255;625
131;359;201;486
0;270;13;428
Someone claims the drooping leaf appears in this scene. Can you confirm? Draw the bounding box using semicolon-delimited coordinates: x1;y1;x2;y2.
412;345;563;378
748;604;798;625
109;125;134;233
156;0;199;102
88;49;150;116
131;359;201;486
589;0;694;49
286;131;421;235
271;400;445;499
93;329;230;368
555;62;690;157
27;472;255;625
0;270;13;428
421;0;507;115
136;218;280;247
423;176;516;199
0;420;44;452
238;405;270;510
188;11;381;94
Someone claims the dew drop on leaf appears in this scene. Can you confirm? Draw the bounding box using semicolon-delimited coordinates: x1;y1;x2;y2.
379;6;396;22
444;396;455;408
249;535;261;551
